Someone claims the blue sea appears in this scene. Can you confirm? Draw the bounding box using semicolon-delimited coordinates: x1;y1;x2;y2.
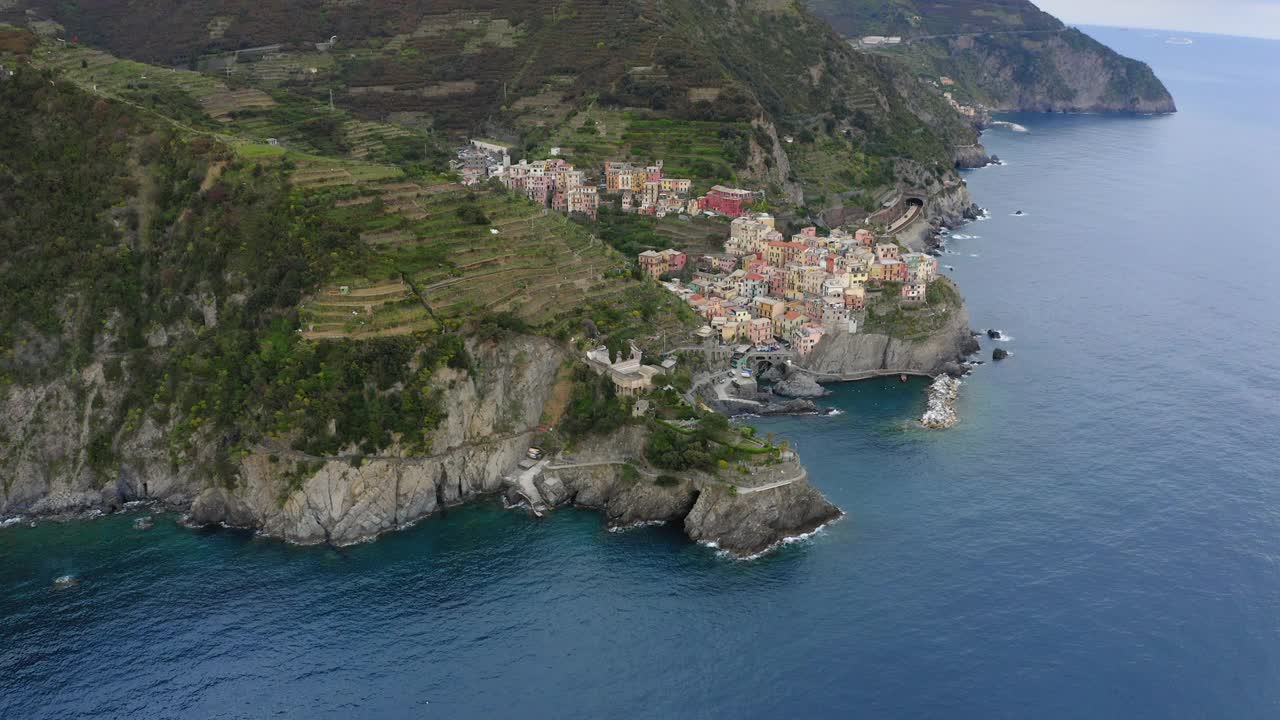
4;28;1280;719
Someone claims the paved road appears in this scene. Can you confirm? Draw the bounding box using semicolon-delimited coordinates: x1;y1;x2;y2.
735;465;807;494
545;460;657;478
893;28;1066;46
546;458;804;493
685;369;726;404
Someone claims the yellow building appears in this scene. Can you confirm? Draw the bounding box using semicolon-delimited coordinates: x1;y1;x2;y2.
753;296;785;320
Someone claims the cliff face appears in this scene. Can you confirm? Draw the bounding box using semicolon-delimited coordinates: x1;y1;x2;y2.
801;293;978;379
804;1;1175;115
3;340;842;557
945;30;1176;113
684;481;839;557
188;336;566;545
536;434;842;558
1;336;565;536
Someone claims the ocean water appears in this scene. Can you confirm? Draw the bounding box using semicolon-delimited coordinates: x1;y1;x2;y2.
5;28;1280;719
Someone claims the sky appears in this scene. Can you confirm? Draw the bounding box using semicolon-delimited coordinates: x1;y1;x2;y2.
1033;0;1280;40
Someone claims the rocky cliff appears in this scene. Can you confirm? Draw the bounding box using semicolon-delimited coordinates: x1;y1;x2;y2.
801;291;979;380
804;1;1176;115
2;336;561;534
3;336;843;557
187;336;566;544
943;29;1177;113
684;481;839;557
533;430;842;558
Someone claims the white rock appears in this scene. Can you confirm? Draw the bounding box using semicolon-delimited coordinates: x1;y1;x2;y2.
920;375;961;429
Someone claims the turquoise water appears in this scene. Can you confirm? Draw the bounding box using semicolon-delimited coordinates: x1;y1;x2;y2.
5;28;1280;718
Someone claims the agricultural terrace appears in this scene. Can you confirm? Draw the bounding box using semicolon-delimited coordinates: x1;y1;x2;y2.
534;107;753;191
288;175;694;343
31;40;447;167
24;35;698;350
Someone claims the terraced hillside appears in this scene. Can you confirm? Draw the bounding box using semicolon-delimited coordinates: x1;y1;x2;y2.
4;28;687;351
28;40;449;167
534;108;755;192
296;180;638;340
5;0;984;208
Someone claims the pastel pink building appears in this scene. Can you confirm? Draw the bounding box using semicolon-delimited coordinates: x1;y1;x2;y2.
661;248;686;272
767;269;787;297
748;317;774;345
796;324;825;356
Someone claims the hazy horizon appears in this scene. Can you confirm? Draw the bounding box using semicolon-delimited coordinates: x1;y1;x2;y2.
1035;0;1280;41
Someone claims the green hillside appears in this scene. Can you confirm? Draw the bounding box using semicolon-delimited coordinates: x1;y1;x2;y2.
3;0;982;207
0;32;688;464
805;0;1060;37
803;0;1176;113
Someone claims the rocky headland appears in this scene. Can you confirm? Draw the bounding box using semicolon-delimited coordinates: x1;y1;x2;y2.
806;1;1176;115
524;428;841;558
1;334;841;558
800;288;979;381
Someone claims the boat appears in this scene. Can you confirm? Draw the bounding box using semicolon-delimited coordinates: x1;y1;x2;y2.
899;374;908;383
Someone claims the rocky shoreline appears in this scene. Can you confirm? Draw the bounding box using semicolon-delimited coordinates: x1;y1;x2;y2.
2;445;843;561
517;450;842;558
1;335;844;559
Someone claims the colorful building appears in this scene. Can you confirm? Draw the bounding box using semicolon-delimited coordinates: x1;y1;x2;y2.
702;185;756;217
738;272;768;299
660;248;686;273
874;243;902;262
748;317;774;346
753;296;785;321
904;252;938;283
660;177;692;194
780;311;809;339
638;250;668;280
796;324;825;356
843;284;866;310
565;186;599;218
870;258;908;283
766;240;807;268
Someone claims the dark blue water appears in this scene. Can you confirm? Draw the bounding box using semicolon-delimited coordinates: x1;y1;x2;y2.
5;28;1280;719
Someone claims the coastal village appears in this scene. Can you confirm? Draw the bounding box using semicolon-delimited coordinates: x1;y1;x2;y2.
453;139;948;403
649;213;938;360
454;139;761;222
